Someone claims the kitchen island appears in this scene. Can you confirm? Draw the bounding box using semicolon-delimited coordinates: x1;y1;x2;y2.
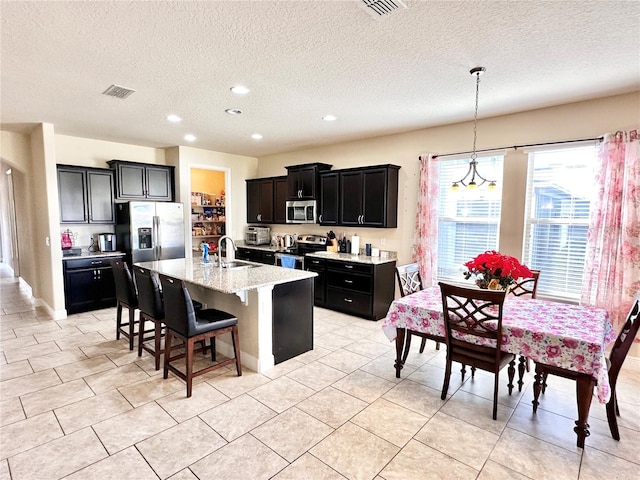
135;257;316;372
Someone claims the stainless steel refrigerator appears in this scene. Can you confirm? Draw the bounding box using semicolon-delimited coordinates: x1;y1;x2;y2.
116;201;185;265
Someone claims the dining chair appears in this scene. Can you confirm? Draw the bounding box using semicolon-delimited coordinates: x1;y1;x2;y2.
508;269;541;389
159;274;242;397
395;263;442;361
110;259;139;350
438;282;516;420
532;292;640;440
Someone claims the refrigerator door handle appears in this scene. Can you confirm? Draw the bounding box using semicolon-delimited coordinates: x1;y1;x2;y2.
155;215;162;259
152;215;158;260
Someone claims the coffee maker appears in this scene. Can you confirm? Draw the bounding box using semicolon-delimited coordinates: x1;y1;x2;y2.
97;233;117;252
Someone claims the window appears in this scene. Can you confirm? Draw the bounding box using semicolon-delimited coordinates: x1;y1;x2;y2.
523;145;597;300
437;155;504;282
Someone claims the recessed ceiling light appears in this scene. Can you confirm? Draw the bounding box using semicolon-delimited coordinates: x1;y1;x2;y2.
184;134;196;142
323;115;337;122
230;85;250;95
225;108;243;115
166;114;182;123
251;133;263;140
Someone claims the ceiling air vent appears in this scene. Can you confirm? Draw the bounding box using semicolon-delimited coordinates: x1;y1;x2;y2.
102;84;136;99
359;0;407;18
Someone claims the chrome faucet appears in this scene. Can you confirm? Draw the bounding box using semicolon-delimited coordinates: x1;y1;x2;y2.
218;235;237;268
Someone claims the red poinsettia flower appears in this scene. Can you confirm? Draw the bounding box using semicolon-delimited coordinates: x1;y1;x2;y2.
463;250;533;289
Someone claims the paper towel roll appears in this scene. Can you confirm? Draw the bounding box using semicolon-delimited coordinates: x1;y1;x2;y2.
351;235;360;254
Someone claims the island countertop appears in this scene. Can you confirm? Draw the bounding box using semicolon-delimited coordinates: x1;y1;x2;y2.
135;257;316;294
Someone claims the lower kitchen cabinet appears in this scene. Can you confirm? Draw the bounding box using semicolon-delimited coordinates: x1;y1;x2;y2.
324;259;395;320
63;256;123;314
236;247;275;265
305;257;327;306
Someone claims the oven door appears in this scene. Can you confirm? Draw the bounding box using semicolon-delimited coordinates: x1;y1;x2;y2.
275;253;304;270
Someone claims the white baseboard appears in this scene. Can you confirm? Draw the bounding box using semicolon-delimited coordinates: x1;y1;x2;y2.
215;339;274;373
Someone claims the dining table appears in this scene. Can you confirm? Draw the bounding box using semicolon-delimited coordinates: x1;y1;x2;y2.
381;285;616;448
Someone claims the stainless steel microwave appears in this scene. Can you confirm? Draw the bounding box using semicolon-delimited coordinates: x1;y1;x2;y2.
286;200;317;224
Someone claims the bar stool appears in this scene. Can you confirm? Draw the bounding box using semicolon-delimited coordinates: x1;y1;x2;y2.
159;274;242;397
110;259;138;350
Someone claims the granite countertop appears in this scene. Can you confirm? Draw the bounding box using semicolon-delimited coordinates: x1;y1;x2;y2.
305;251;397;265
62;251;125;261
135;257;316;294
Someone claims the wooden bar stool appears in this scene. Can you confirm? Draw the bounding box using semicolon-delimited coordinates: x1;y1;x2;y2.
110;259;138;351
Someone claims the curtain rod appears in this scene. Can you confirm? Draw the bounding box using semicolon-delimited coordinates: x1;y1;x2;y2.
424;136;604;160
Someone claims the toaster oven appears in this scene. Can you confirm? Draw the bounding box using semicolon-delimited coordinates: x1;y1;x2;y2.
245;226;271;245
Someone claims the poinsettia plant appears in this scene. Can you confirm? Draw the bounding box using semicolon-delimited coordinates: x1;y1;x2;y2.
463;250;533;290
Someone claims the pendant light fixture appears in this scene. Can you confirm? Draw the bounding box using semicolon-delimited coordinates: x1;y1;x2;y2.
451;67;497;191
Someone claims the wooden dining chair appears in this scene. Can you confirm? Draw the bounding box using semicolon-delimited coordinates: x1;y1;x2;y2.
395;263;442;361
532;292;640;440
439;282;516;420
508;270;541;389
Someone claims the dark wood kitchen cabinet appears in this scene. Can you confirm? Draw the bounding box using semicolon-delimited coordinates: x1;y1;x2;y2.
273;176;288;224
63;255;123;314
246;178;275;223
107;160;174;202
286;163;332;200
57;165;115;224
339;165;400;228
305;257;327;306
318;171;339;226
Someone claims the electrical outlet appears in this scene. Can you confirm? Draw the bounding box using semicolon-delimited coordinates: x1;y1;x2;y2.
380;238;386;246
45;236;50;247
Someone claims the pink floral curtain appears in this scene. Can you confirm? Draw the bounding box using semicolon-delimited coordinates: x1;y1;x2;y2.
413;154;439;287
581;130;640;335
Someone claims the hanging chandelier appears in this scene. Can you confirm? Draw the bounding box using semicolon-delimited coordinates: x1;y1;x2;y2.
451;67;497;191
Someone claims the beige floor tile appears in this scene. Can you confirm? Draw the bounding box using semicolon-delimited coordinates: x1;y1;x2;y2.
0;411;64;460
199;393;277;441
285;361;346;391
332;369;395;403
248;376;316;413
64;445;159;480
314;332;355;350
310;422;400;480
477;460;531;480
54;331;107;350
314;321;336;337
382;379;445;418
0;396;25;426
8;427;107;480
252;407;333;462
157;381;229;423
584;415;640;464
0;359;33;381
167;469;199;480
359;355;418;383
55;390;133;434
118;375;185;407
20;378;94;417
333;324;376;341
81;338;131;357
190;434;288;480
440;389;514;435
352;398;428;448
322;312;360;327
406;362;455;392
381;439;479;480
490;427;581;479
16;321;62;338
107;348;151;366
0;459;8;480
317;348;371;373
459;368;529;408
294;346;332;364
137;417;226;479
272;453;347;480
508;402;582;452
77;319;117;334
386;341;440;368
0;334;37;352
415;412;500;470
343;339;393;359
93;402;177;454
55;355;116;382
3;341;61;363
297;386;368;428
0;330;15;342
33;326;84;343
262;358;304;379
366;328;396;345
579;446;640;479
28;348;87;372
56;313;104;327
205;369;270;398
84;362;149;394
0;368;60;398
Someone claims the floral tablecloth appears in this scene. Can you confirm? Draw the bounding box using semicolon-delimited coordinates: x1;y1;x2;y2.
382;286;616;403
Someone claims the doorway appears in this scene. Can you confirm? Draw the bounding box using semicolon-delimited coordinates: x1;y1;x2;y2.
1;166;20;277
189;167;228;256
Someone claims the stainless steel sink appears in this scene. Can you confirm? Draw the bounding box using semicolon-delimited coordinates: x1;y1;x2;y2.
221;260;261;270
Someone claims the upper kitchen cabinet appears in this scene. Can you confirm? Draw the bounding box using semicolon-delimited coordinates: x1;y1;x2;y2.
57;165;115;224
285;163;332;199
107;160;175;202
246;178;275;223
318;171;339;226
339;165;400;228
273;176;288;224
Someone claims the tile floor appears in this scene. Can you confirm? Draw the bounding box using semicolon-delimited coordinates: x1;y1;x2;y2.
1;264;639;480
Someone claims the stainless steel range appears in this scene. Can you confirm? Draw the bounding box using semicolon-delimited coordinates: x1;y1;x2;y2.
274;234;326;269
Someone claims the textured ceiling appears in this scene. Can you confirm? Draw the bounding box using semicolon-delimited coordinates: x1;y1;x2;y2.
1;1;639;158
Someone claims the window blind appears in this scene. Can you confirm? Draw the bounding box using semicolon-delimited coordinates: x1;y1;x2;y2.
437;156;504;282
522;146;597;300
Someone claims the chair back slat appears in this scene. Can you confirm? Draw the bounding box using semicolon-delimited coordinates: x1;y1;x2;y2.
110;259;138;307
608;292;640;382
133;266;164;319
396;263;423;297
158;274;197;337
509;270;540;298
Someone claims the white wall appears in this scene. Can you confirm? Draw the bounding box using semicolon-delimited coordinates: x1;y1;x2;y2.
256;92;640;266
